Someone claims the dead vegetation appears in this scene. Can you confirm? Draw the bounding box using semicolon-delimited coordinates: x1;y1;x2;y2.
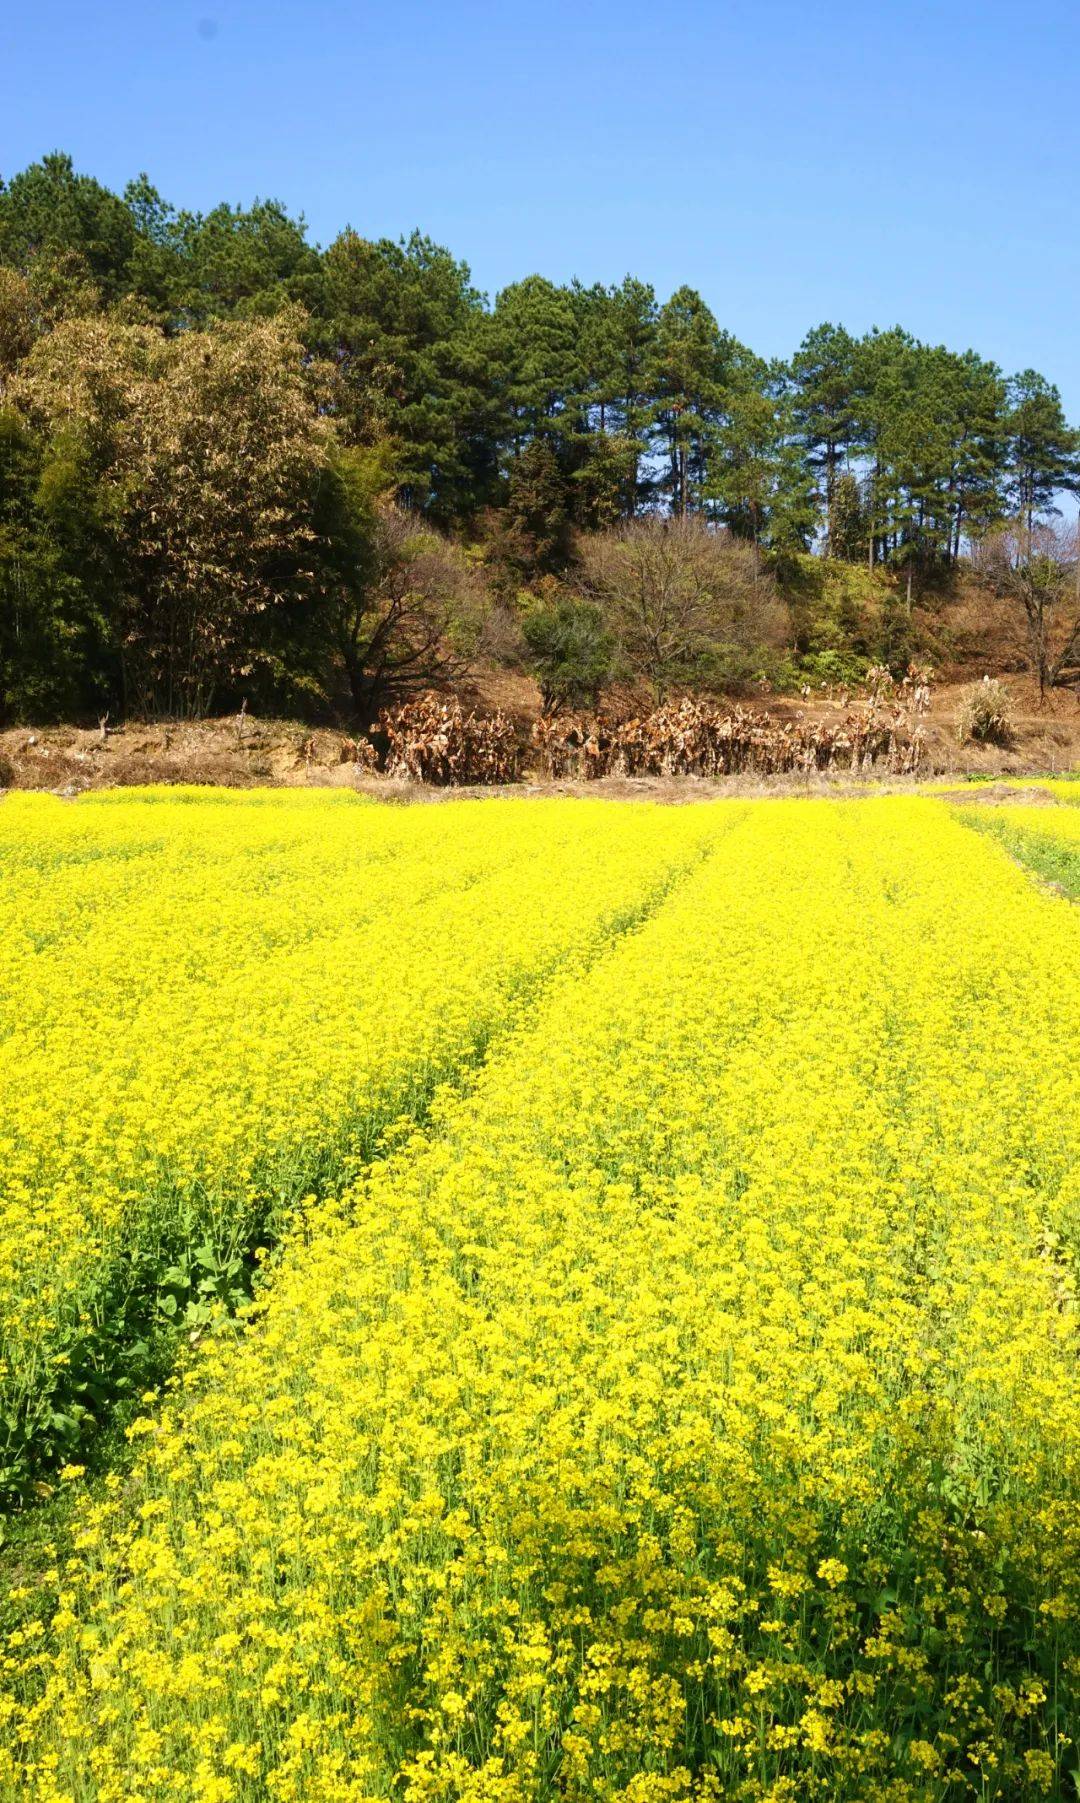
957;677;1014;747
531;670;930;782
379;694;520;785
937;783;1063;807
0;718;370;795
1;664;1077;797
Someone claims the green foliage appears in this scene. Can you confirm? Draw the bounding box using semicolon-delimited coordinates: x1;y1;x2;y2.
650;286;728;515
1;150;1079;722
178;197;322;323
0;153;138;300
964;812;1080;900
504;439;573;573
829;470;866;561
791;322;857;537
522;590;615;712
492;275;582;454
1005;370;1080;531
572;275;658;513
708;359;817;555
796;646;871;686
570;429;638;532
0;408;116;721
782;553;882;665
316;228;495;519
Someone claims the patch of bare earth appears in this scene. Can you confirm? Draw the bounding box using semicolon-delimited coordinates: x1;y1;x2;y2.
0;719;366;796
936;783;1063;807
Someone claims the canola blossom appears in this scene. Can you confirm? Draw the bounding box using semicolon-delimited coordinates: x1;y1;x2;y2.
2;795;1078;1801
1004;778;1080;803
0;789;723;1495
960;798;1080;900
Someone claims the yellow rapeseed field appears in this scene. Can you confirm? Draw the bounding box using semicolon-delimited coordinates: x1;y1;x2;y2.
0;789;723;1496
1005;779;1080;803
1;792;1078;1801
960;799;1080;901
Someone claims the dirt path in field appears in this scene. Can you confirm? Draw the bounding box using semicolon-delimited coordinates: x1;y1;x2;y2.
933;783;1064;807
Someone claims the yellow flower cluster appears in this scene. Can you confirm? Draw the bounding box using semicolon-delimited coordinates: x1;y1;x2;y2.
961;797;1080;900
3;795;1077;1801
979;799;1080;841
1005;777;1080;803
0;788;721;1493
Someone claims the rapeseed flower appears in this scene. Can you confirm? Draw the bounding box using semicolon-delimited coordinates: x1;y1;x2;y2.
1;794;1077;1800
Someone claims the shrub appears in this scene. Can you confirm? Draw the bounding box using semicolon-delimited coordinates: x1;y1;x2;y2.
576;517;785;701
958;676;1013;746
798;648;870;688
522;592;615;714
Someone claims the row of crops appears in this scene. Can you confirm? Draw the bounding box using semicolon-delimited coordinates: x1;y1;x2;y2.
0;789;734;1496
965;797;1080;899
1;788;1079;1799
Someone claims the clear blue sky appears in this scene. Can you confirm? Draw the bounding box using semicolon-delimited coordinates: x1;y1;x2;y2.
7;0;1080;416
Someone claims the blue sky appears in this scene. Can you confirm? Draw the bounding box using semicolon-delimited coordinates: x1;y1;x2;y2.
7;0;1080;417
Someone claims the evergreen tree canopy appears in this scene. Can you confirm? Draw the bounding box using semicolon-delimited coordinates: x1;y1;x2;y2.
2;150;1078;722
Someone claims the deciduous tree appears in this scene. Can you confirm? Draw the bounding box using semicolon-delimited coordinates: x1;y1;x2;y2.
972;522;1080;697
577;516;782;698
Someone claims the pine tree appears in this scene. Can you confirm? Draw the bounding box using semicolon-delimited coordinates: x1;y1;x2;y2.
707;356;814;557
318;229;495;520
790;324;857;550
0;153;138;301
828;471;866;562
503;438;573;575
571;277;657;514
651;288;727;516
490;276;581;459
1004;370;1080;542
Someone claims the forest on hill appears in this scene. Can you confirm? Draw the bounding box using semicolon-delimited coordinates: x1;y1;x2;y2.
1;152;1079;726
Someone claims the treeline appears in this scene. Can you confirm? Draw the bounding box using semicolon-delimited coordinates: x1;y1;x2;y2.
1;152;1078;722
